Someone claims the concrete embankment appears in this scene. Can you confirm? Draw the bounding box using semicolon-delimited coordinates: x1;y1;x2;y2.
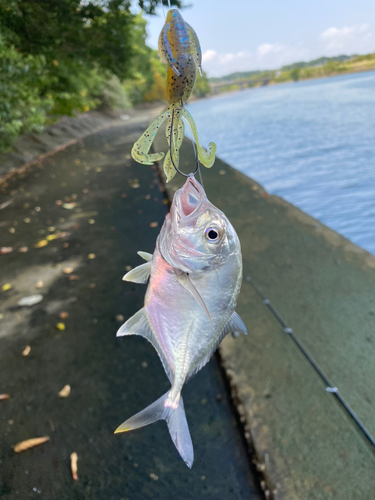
0;111;262;499
157;137;375;500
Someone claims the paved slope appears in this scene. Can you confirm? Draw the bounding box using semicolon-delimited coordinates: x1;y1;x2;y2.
0;118;262;499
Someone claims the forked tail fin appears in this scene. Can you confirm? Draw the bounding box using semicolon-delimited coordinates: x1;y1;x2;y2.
115;391;194;468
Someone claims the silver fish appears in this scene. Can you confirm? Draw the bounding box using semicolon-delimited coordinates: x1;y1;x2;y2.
115;176;247;467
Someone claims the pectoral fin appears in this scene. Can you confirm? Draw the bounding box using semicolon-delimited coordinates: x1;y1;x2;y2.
123;262;151;284
177;273;213;328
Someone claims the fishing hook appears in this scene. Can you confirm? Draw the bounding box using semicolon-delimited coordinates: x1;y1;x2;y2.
169;99;200;179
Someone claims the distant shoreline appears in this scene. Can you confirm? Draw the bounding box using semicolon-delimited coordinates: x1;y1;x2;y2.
204;56;375;99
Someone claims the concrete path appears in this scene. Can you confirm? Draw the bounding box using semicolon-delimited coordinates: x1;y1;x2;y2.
0;117;262;499
158;137;375;500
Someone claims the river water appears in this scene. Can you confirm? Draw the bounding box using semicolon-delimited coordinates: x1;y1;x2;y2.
186;71;375;254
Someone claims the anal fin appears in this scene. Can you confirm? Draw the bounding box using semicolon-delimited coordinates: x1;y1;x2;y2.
117;308;173;382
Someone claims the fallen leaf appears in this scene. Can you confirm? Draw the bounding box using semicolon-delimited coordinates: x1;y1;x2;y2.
0;314;3;319
22;346;31;356
149;222;158;228
2;283;12;292
63;268;74;274
35;280;43;288
14;437;50;453
63;243;69;248
145;194;151;200
82;188;89;194
88;219;95;224
0;247;13;254
70;452;78;481
35;206;41;212
71;211;97;219
115;314;124;322
0;200;12;210
46;234;57;241
19;247;28;253
141;361;148;368
18;295;43;307
219;170;226;175
8;227;15;234
55;200;63;206
69;275;79;281
34;240;48;248
23;218;31;224
125;265;132;272
62;203;76;210
48;226;56;232
58;385;71;398
87;253;95;260
0;394;10;401
56;323;65;331
59;312;69;319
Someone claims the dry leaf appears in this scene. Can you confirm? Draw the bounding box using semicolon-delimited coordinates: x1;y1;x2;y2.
219;170;226;175
18;294;43;307
115;314;124;322
46;234;57;241
88;219;95;224
149;222;158;228
22;346;31;356
68;275;79;281
14;437;50;453
0;247;13;254
23;218;31;224
70;452;78;480
87;253;95;260
0;394;10;401
55;200;63;206
34;240;48;248
125;265;132;271
62;203;76;210
19;247;28;253
58;385;71;398
56;323;65;331
36;280;43;288
59;312;69;319
2;283;12;292
63;268;74;274
8;227;15;234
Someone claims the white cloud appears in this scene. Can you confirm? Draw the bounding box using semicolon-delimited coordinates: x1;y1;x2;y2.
320;24;374;55
202;44;309;77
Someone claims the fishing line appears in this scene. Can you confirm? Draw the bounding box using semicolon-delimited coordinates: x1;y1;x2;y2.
245;275;375;449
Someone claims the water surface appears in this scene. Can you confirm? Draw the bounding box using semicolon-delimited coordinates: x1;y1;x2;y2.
187;71;375;253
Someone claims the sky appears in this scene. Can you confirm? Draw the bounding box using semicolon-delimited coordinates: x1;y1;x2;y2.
141;0;375;77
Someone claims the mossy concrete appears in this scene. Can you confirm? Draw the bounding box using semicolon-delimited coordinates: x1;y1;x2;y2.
157;136;375;500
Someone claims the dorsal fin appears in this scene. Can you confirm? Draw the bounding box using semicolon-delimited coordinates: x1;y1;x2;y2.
187;311;248;380
117;308;173;382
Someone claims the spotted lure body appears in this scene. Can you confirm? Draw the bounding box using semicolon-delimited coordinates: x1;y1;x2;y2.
131;9;217;181
115;177;247;467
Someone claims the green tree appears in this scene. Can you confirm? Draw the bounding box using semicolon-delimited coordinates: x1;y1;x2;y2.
193;70;212;98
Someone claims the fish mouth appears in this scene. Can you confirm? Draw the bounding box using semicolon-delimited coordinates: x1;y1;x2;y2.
177;176;204;219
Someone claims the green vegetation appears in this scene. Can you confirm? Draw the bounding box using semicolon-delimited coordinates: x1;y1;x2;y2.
209;52;375;95
0;0;182;151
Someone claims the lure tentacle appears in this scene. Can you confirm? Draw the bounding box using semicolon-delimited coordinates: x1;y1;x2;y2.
131;109;169;165
164;109;185;182
181;108;216;168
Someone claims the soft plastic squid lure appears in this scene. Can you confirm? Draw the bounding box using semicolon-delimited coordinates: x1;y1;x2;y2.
131;9;217;181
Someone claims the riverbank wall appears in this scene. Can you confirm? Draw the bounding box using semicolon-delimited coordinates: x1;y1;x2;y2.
156;136;375;500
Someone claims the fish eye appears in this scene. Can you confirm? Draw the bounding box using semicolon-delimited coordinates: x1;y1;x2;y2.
205;226;222;243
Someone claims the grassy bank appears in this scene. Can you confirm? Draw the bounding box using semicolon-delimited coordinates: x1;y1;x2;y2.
210;52;375;94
